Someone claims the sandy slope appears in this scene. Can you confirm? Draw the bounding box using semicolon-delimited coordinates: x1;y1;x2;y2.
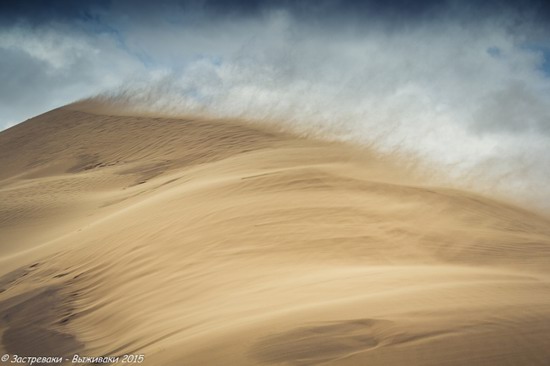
1;106;550;366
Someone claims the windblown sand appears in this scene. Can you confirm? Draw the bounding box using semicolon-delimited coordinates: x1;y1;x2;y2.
1;106;550;365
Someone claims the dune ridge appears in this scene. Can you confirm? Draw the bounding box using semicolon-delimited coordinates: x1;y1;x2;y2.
1;106;550;365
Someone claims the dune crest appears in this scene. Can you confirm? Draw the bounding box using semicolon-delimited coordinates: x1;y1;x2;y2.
1;106;550;365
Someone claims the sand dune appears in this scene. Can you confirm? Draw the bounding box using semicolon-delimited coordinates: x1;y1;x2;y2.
1;105;550;365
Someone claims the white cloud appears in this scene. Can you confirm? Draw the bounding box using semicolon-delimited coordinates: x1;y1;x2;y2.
0;22;153;129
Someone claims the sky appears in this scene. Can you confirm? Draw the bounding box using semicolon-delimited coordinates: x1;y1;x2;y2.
1;0;550;210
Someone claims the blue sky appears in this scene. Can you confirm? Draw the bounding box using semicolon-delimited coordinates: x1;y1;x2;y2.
2;0;550;130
